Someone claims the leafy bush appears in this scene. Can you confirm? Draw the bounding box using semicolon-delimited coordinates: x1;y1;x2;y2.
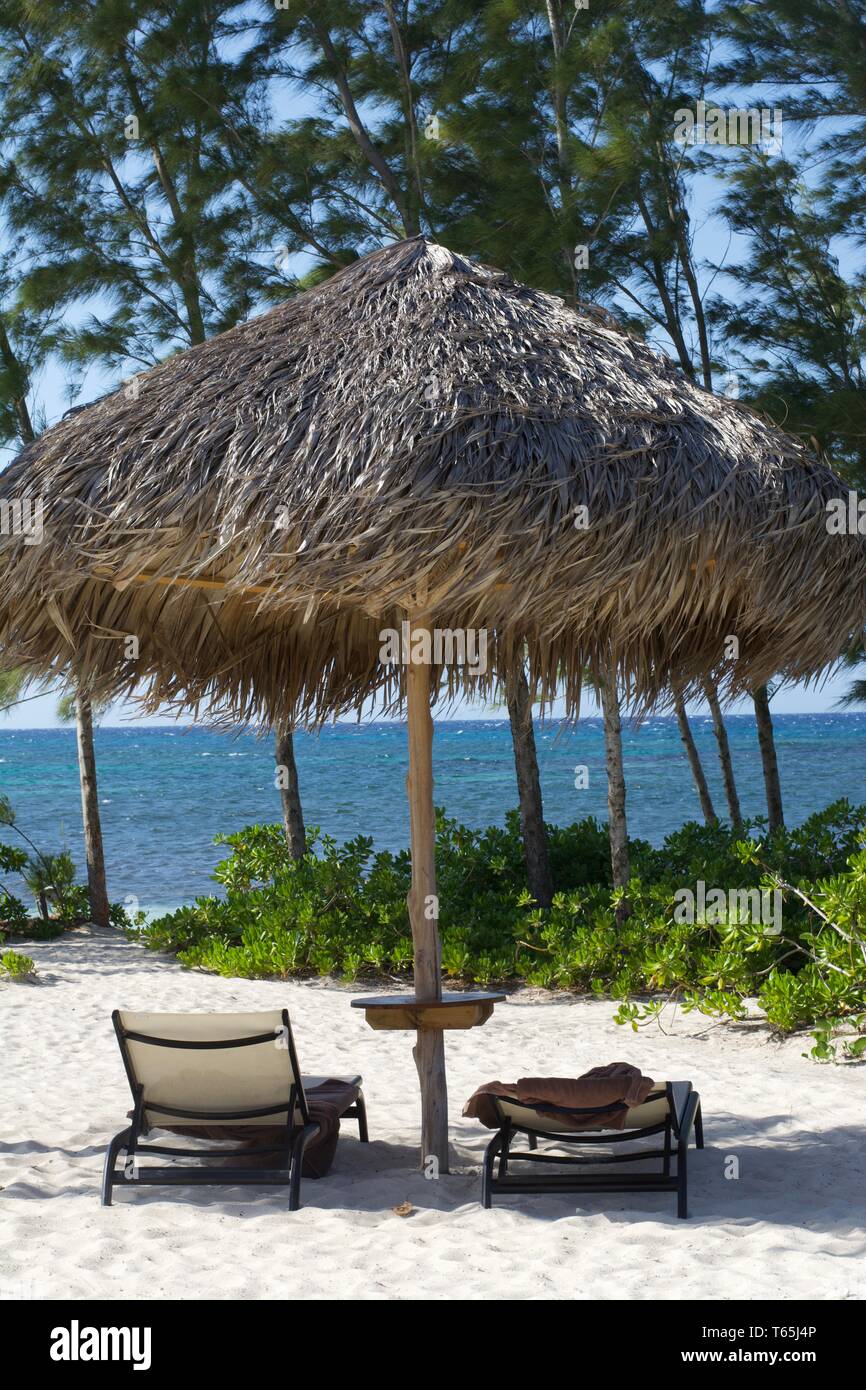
0;949;36;979
0;841;28;877
23;850;80;921
2;799;137;934
1;837;32;934
137;801;866;1058
108;900;147;930
2;798;82;922
612;805;866;1058
0;890;30;930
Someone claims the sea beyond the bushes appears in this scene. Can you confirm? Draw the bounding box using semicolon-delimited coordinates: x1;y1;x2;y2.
0;713;864;915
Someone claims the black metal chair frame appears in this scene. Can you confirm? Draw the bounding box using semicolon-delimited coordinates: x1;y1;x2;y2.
102;1008;368;1211
481;1080;703;1219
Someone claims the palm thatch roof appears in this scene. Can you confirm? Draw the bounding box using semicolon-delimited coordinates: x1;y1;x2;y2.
0;235;863;722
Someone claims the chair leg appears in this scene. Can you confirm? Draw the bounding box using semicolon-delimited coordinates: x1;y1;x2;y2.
288;1124;319;1212
355;1091;369;1143
527;1133;537;1151
101;1127;132;1207
677;1141;689;1219
676;1089;700;1218
481;1133;502;1209
694;1100;704;1149
498;1129;511;1182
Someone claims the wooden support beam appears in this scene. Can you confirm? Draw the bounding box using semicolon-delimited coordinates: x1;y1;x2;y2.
405;610;449;1173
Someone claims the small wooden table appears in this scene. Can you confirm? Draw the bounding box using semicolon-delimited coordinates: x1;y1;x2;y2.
351;990;505;1032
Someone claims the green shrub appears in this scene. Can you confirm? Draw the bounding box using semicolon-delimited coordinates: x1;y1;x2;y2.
0;841;28;877
1;840;31;933
137;801;866;1058
23;850;81;921
2;797;135;933
1;949;36;979
108;900;147;931
0;891;30;931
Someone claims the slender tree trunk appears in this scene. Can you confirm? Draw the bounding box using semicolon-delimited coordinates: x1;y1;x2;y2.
115;51;206;344
600;663;630;921
667;182;713;390
752;684;784;832
75;692;110;927
275;722;306;860
310;17;413;235
0;316;35;444
703;679;742;826
543;0;578;304
383;0;427;236
635;192;695;376
673;688;716;824
505;665;553;907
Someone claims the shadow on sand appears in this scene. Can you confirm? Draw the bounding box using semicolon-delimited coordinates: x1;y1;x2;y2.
3;1119;866;1233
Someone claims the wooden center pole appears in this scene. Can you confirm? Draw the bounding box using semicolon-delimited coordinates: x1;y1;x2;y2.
405;610;449;1173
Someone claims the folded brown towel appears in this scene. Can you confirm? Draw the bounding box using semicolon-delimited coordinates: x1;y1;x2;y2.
463;1062;655;1132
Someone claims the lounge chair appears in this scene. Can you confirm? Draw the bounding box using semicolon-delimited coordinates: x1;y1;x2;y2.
479;1081;703;1218
102;1008;368;1210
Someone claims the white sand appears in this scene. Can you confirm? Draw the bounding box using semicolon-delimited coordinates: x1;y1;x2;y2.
1;926;864;1301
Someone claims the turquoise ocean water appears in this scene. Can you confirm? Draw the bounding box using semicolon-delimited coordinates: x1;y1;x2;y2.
0;715;864;915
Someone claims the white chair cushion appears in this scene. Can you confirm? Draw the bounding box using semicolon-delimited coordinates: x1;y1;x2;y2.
118;1010;298;1128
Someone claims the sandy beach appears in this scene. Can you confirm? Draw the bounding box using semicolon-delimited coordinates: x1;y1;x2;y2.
1;926;864;1302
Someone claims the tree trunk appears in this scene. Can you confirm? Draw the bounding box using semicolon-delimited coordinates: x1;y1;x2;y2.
543;0;578;305
406;613;448;1173
275;722;306;859
505;665;553;907
75;692;110;928
600;662;630;920
703;679;742;826
0;315;36;443
752;684;784;832
673;688;716;824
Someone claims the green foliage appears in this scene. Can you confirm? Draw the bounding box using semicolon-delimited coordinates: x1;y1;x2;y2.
108;900;147;931
0;668;26;710
55;691;76;724
711;148;866;479
22;850;79;921
0;0;272;385
0;840;27;875
0;0;862;471
0;825;30;931
0;890;29;930
0;949;35;979
612;807;866;1059
139;810;617;984
138;801;866;1057
1;792;139;934
56;688;111;725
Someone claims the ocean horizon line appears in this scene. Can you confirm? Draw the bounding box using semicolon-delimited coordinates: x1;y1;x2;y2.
2;708;860;734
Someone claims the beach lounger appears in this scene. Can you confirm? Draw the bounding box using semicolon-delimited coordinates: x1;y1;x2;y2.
478;1080;703;1218
101;1008;368;1210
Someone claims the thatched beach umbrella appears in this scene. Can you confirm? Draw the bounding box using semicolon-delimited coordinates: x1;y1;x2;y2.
1;236;865;1169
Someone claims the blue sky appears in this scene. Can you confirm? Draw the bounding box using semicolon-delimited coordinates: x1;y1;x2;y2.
0;674;853;729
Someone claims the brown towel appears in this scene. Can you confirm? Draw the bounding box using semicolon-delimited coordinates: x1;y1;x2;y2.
463;1062;655;1132
302;1077;361;1177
